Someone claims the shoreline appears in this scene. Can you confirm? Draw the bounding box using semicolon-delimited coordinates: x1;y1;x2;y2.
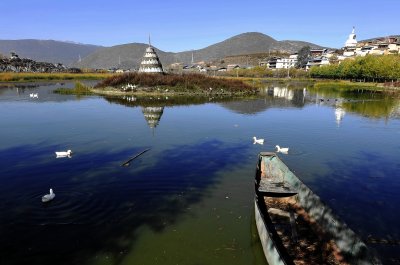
1;72;398;95
0;72;112;83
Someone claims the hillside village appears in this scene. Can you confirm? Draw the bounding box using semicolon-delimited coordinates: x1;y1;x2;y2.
0;28;399;74
173;28;400;74
304;28;400;70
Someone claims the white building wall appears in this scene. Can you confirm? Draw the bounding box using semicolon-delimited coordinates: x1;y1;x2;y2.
272;57;297;69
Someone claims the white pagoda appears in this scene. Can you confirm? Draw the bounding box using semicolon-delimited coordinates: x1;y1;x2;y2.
138;36;164;73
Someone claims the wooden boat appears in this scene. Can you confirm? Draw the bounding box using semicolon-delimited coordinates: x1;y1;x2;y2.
254;152;381;265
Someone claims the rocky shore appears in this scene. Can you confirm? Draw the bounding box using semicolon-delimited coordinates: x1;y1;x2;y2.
0;53;78;73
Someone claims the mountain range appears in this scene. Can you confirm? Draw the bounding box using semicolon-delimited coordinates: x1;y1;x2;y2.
0;39;102;66
0;32;324;69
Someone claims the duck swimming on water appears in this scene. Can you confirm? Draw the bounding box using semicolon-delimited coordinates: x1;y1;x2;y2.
253;137;264;145
275;145;289;153
42;188;55;203
55;150;72;157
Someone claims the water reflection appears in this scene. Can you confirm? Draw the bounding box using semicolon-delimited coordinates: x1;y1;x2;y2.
311;151;400;265
104;84;400;124
0;82;77;102
342;99;398;120
142;106;164;128
306;85;399;120
1;81;400;265
0;140;250;265
270;86;294;100
335;106;346;126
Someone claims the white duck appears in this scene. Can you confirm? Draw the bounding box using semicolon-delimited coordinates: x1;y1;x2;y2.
42;188;55;202
55;149;72;157
253;137;264;145
275;145;289;153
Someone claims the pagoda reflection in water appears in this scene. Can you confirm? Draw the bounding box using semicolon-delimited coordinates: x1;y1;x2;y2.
141;106;164;130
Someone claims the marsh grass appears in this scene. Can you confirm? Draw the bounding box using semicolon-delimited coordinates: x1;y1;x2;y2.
313;80;379;91
54;81;92;95
95;72;257;94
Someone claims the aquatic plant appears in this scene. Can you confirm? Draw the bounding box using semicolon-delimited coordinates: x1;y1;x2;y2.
54;81;92;95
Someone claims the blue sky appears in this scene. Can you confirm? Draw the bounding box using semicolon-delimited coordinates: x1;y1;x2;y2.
1;0;399;52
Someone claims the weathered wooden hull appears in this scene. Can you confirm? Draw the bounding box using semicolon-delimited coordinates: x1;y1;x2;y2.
255;199;290;265
254;152;381;265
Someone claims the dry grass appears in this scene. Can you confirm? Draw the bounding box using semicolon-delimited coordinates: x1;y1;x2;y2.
95;72;257;94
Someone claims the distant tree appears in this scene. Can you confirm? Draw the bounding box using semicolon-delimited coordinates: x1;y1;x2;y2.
329;54;339;65
309;55;400;82
296;46;311;69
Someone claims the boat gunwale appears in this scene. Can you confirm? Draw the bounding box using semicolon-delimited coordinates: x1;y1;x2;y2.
255;193;295;265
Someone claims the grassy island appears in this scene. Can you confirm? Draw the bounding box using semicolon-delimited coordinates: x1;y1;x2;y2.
92;72;258;96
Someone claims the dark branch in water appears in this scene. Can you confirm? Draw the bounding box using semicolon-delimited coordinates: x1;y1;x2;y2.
121;148;151;167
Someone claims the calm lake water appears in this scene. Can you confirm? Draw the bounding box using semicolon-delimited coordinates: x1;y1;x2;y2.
0;81;399;265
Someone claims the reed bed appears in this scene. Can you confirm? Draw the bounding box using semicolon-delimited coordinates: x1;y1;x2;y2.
95;72;257;94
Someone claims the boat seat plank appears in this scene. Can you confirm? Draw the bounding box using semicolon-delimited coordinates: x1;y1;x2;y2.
258;178;297;197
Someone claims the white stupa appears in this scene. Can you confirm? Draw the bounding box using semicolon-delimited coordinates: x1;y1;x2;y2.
342;27;358;57
344;27;357;48
138;36;164;73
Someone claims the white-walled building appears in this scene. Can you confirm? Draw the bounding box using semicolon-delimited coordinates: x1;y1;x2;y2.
306;56;330;70
264;54;298;69
339;27;399;60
